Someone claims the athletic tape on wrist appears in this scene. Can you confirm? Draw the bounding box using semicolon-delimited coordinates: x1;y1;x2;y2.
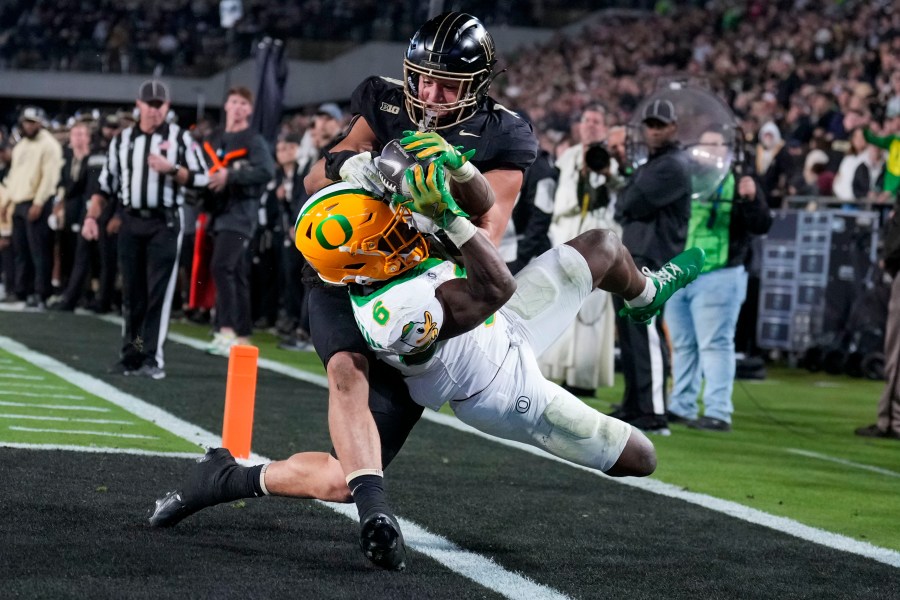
443;216;478;247
259;463;271;496
345;468;384;485
449;161;477;183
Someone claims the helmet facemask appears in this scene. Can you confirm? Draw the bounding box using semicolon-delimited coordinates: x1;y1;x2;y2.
403;60;491;130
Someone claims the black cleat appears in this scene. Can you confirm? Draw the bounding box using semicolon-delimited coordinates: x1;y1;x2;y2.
359;512;407;571
149;448;238;527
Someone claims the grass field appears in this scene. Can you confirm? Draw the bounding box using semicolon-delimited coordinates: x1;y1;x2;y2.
0;308;897;599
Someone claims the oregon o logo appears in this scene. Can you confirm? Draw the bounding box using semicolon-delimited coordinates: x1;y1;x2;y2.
515;396;531;413
316;215;353;250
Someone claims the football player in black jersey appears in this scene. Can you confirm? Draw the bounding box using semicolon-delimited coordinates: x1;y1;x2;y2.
148;12;537;572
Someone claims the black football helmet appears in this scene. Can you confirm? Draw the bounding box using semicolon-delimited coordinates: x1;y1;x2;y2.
404;12;496;130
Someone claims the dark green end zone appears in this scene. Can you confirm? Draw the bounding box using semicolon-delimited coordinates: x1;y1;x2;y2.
0;348;199;454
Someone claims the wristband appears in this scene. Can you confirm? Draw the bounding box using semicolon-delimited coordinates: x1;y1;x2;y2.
169;164;181;176
449;161;477;183
443;215;478;247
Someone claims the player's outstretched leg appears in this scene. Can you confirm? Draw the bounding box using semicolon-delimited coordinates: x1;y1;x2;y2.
564;230;704;324
149;447;265;527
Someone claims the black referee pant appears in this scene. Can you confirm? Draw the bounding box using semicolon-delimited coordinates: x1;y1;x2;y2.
118;208;182;369
614;295;670;424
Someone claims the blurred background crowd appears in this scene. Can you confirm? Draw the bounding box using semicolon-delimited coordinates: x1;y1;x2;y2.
0;0;898;364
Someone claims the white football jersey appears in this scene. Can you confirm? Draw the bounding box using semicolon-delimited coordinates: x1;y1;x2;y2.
350;258;513;410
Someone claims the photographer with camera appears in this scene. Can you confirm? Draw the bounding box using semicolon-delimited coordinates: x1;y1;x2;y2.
540;104;623;397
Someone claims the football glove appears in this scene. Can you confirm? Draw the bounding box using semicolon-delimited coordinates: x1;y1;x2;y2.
401;131;476;172
402;161;469;228
338;151;386;196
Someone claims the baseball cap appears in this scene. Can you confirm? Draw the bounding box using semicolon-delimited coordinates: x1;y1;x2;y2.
138;80;170;105
641;99;677;124
20;106;48;126
317;102;343;121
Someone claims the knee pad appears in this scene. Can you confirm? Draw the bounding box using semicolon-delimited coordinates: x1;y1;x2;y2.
540;393;630;472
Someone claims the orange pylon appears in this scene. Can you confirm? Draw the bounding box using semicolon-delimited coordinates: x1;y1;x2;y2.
221;345;259;459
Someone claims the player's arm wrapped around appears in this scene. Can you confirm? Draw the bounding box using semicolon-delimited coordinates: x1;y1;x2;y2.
326;149;386;196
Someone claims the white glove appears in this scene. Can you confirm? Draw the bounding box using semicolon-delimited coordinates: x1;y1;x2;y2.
339;151;386;196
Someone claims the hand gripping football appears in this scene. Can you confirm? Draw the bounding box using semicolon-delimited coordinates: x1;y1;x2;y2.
375;139;437;198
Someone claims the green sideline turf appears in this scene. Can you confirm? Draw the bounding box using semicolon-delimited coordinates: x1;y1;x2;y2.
171;320;900;551
0;347;199;454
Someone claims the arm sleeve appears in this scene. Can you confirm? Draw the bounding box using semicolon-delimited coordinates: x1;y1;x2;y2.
34;140;63;206
863;129;894;150
97;135;120;198
179;131;210;188
733;176;773;235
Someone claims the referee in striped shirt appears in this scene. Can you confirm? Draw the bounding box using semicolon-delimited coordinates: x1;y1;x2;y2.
83;80;208;379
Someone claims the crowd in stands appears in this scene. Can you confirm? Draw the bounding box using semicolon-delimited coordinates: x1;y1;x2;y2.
0;0;649;75
1;0;898;359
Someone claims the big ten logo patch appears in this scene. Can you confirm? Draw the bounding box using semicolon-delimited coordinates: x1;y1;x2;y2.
380;102;400;114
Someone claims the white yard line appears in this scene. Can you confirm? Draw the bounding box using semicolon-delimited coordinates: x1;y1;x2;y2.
8;426;158;440
0;334;571;600
0;401;109;412
0;372;45;380
0;382;68;390
786;448;900;478
0;442;202;459
0;414;135;425
0;390;87;400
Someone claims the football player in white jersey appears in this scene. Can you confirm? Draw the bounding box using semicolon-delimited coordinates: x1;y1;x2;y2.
296;160;704;475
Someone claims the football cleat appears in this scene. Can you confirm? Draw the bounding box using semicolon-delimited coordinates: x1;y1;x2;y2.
148;447;237;527
618;247;705;324
359;512;407;571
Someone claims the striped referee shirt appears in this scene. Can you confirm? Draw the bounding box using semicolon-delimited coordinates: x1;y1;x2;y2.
98;123;208;210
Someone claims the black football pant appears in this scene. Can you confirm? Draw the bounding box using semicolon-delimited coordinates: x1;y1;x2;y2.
12;201;53;300
280;238;310;333
210;229;252;338
118;209;182;368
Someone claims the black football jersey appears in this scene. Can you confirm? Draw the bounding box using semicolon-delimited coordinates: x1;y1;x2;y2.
351;75;537;174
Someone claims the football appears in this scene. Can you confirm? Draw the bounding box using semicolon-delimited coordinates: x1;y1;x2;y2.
375;138;438;198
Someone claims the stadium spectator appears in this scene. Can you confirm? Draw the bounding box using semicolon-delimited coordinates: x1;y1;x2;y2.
833;128;883;202
1;106;63;309
201;86;275;356
863;113;900;203
612;99;692;436
540;104;621;398
666;128;773;432
48;118;112;312
82;80;208;379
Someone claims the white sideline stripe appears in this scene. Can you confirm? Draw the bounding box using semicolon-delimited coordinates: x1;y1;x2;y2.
0;414;135;425
786;448;900;479
9;426;158;439
0;442;203;459
0;390;86;400
0;401;109;412
421;411;900;569
0;372;44;380
0;334;572;600
322;500;572;600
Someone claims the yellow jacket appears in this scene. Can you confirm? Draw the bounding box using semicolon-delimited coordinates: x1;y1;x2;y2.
0;129;63;207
